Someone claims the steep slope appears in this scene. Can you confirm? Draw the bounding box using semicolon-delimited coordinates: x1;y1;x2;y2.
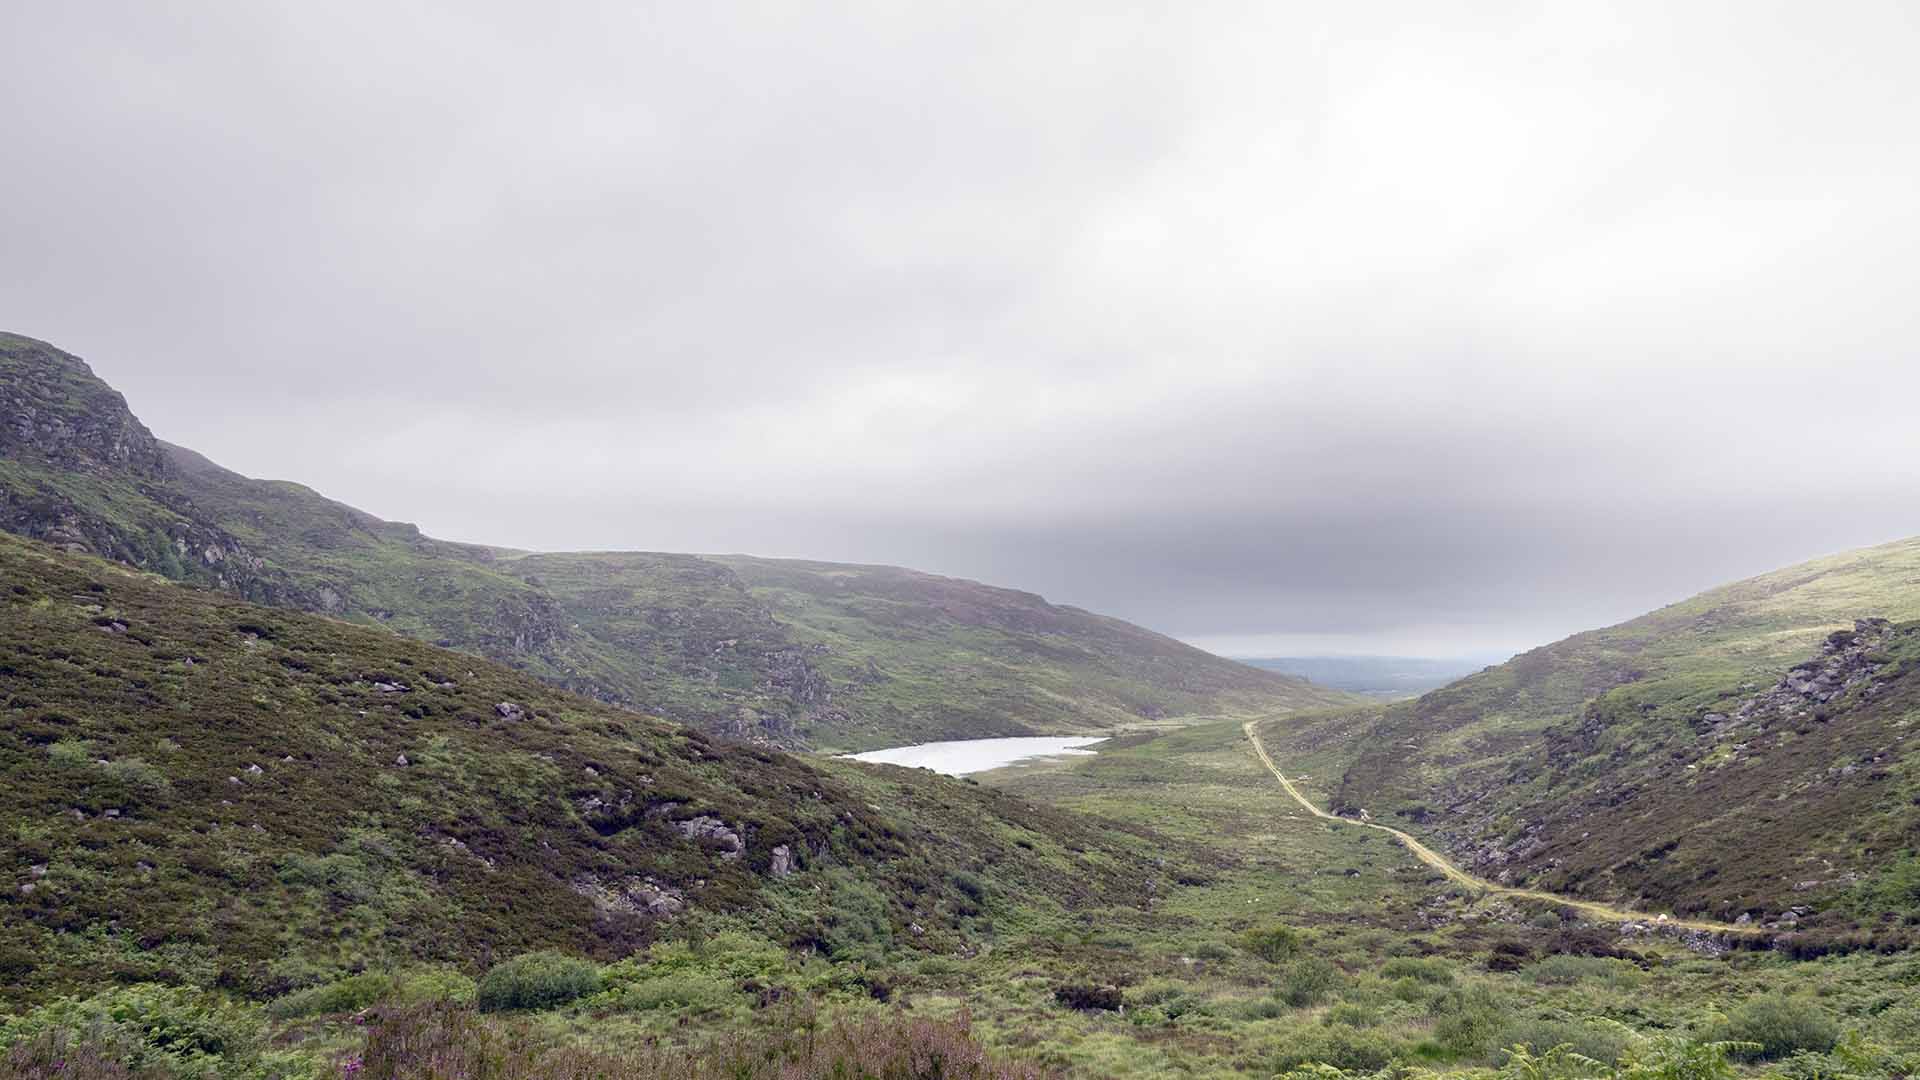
0;332;1353;748
0;531;1175;1007
1293;538;1920;937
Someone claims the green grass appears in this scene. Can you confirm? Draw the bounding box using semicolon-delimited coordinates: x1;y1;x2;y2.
0;532;1171;1010
3;331;1357;751
1264;538;1920;936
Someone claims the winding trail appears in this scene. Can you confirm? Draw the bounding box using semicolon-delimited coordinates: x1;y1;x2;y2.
1242;720;1763;936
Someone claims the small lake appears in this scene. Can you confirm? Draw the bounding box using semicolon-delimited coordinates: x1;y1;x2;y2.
847;736;1104;776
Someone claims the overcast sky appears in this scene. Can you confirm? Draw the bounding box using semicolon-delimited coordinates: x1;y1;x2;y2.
5;3;1919;657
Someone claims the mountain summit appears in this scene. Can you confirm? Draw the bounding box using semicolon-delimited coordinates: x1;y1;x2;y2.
0;332;1352;748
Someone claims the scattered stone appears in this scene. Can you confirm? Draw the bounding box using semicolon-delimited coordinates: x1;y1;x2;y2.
103;808;120;819
394;754;410;767
571;876;686;919
373;681;409;694
494;702;528;722
28;865;47;879
245;763;264;775
227;776;241;785
770;844;795;879
19;883;34;896
673;815;745;860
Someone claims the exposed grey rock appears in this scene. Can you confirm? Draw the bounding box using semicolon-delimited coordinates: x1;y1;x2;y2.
570;876;686;919
494;702;527;722
770;844;795;878
373;681;409;694
673;815;745;860
394;754;410;767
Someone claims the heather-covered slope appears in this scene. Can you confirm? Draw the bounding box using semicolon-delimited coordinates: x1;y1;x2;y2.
0;332;1353;748
1283;537;1920;935
0;531;1174;1008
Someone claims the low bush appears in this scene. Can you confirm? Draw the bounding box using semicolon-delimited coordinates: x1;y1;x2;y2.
266;972;397;1019
1053;984;1123;1011
1380;956;1455;985
1430;984;1506;1060
474;951;601;1013
1275;956;1342;1008
0;984;283;1079
1523;955;1642;989
355;1002;1052;1079
1243;924;1306;963
1497;1017;1630;1066
1266;1023;1398;1074
600;971;739;1014
1716;993;1839;1061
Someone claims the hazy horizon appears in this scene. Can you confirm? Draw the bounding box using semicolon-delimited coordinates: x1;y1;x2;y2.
7;3;1920;656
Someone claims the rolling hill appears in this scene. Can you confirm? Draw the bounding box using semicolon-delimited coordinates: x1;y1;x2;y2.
1272;537;1920;937
0;530;1177;1007
0;331;1353;750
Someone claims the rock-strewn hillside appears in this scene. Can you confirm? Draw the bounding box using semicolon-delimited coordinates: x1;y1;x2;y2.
0;332;1355;748
0;531;1174;1007
1287;538;1920;936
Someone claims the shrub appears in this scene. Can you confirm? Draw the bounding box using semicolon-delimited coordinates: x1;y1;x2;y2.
1613;1030;1753;1080
1497;1017;1630;1067
1380;956;1455;985
1275;956;1342;1008
823;873;895;962
1430;985;1506;1059
601;972;738;1014
1053;984;1122;1011
1717;994;1839;1061
0;984;274;1079
1323;1002;1381;1029
1242;924;1306;963
266;972;397;1019
1267;1024;1398;1073
1524;955;1642;989
474;951;601;1013
358;1003;1053;1079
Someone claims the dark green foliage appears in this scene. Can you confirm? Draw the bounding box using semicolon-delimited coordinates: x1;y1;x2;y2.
1052;984;1122;1011
0;533;1166;1008
350;1001;1054;1079
1716;994;1840;1060
1430;984;1507;1059
1278;536;1920;931
473;953;600;1013
263;972;396;1020
0;984;278;1079
1241;923;1305;963
1266;1024;1397;1073
1274;956;1342;1008
0;333;1354;752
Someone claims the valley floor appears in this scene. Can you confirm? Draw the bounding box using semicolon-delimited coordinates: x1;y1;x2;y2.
6;716;1917;1078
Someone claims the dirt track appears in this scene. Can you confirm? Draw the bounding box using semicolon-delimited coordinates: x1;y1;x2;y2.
1242;720;1763;936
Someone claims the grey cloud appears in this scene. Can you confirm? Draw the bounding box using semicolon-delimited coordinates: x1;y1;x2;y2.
3;2;1918;656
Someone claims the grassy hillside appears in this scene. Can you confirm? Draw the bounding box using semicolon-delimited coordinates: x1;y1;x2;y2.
0;531;1177;1008
0;332;1354;749
709;555;1336;748
1280;537;1920;934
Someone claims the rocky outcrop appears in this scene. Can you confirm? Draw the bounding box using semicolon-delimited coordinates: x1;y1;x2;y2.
570;876;686;920
672;815;745;860
1;334;168;478
1722;619;1894;726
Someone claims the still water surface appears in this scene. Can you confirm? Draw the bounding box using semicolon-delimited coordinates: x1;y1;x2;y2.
847;736;1103;776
